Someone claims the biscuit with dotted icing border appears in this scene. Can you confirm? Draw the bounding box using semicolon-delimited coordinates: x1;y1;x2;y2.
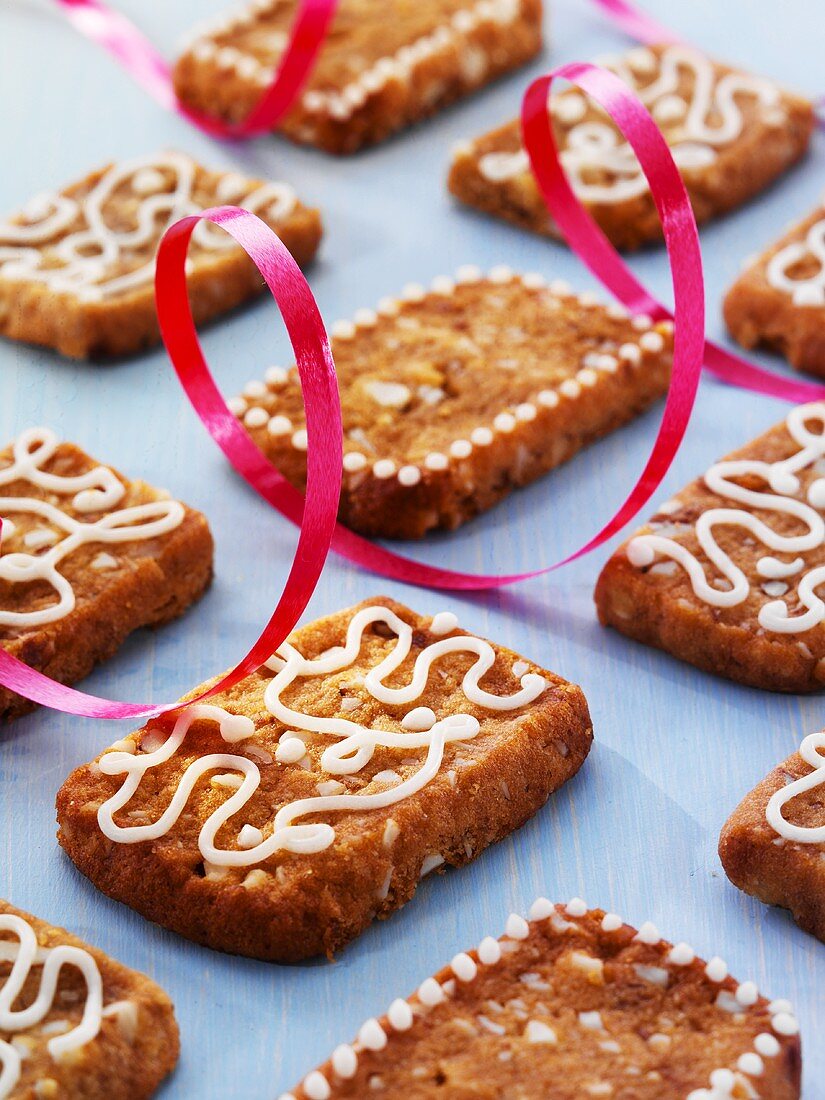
0;150;322;359
173;0;543;155
276;899;802;1100
0;899;179;1100
720;730;825;943
723;201;825;379
56;597;592;962
447;44;815;251
233;266;674;539
0;426;213;722
595;402;825;692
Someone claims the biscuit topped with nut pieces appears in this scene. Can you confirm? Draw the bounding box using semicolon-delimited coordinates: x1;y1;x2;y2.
233;266;673;539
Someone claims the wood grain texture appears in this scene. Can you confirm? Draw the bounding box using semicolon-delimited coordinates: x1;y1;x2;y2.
0;1;823;1097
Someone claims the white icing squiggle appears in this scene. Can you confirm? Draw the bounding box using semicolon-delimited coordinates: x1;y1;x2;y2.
628;403;825;635
0;427;184;628
96;606;547;865
766;732;825;843
0;914;104;1099
475;45;782;205
0;152;296;302
766;214;825;307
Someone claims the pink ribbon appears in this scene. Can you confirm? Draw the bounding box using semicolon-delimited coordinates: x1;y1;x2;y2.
0;209;342;719
55;0;339;138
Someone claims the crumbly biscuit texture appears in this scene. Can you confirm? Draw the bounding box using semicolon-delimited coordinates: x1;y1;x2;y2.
277;901;801;1100
0;900;178;1100
724;201;825;378
0;426;213;720
596;401;825;692
0;150;322;358
57;598;592;961
174;0;543;154
233;267;673;538
720;730;825;942
448;44;814;250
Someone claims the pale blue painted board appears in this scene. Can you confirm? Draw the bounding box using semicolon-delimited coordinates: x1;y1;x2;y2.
0;0;823;1096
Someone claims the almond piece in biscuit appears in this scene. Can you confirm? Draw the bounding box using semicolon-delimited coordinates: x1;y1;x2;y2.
233;268;674;539
56;598;592;962
0;899;179;1099
724;202;825;378
448;44;814;251
174;0;544;155
0;151;322;359
595;401;825;692
720;729;825;942
0;426;213;721
276;900;802;1100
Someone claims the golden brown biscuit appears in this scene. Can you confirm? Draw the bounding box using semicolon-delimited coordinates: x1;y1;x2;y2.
724;201;825;378
174;0;543;155
448;44;814;251
57;597;592;962
233;267;673;539
0;899;178;1099
276;900;801;1100
0;151;322;359
720;730;825;942
595;401;825;692
0;427;213;721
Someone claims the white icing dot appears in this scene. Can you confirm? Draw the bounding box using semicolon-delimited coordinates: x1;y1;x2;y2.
576;369;598;388
331;1044;358;1079
450;439;472;459
455;265;482;284
228;396;247;417
601;913;622;932
667;943;695;966
244;407;268;428
549;279;572;297
430;612;458;635
505;914;530;940
291;429;308;451
243;380;267;399
559;380;581;399
525;1019;558;1043
754;1033;781;1057
522;273;546;289
398;465;421;487
265;366;289;387
358;1019;387;1051
275;737;306;764
377;297;400;316
354;308;378;327
343;451;368;472
493;412;516;433
373;459;396;479
331;320;356;339
302;1071;330;1100
451;953;477;982
772;1012;799;1036
768;999;793;1015
488;265;514;283
417;978;444;1007
402;283;426;302
738;1053;764;1077
528;898;554;921
401;706;436;732
551;92;587;124
431;276;455;295
705;956;728;982
640;331;665;353
619;343;642;364
478;936;502;965
471;427;494;447
387;998;413;1031
578;291;600;307
424;452;448;471
736;981;759;1006
632;314;653;330
267;415;293;437
634;922;660;945
565;898;587;917
538;389;560;409
515;403;537;421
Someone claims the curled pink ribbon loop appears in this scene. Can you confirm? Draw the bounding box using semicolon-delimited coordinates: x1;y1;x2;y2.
56;0;339;138
0;209;342;718
171;61;708;592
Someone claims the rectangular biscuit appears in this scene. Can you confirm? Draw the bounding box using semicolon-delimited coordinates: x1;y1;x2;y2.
719;729;825;942
0;899;179;1099
594;401;825;693
174;0;544;155
723;201;825;378
233;267;674;538
448;44;815;250
0;151;322;359
277;900;801;1100
0;427;213;721
56;597;592;962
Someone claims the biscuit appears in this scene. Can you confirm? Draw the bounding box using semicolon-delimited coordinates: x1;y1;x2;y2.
0;899;178;1099
719;730;825;943
173;0;543;155
233;268;674;539
56;597;592;962
723;201;825;378
276;899;802;1100
448;44;815;251
0;151;322;359
0;426;213;721
595;401;825;692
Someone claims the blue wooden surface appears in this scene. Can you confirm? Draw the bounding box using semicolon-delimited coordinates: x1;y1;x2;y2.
1;0;823;1095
